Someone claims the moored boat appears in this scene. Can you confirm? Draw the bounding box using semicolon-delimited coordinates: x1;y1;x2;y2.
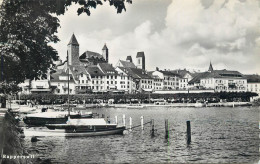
126;104;144;109
45;118;125;137
23;111;93;126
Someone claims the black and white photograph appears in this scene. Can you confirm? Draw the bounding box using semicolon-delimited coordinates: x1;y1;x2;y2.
0;0;260;163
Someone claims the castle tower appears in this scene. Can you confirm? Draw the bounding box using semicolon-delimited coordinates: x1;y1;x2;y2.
67;34;80;66
102;43;109;63
208;61;213;72
136;52;145;70
126;56;132;63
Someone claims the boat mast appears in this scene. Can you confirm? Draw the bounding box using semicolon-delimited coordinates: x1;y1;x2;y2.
67;52;70;116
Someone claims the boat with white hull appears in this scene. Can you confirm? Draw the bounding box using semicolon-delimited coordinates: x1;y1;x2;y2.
126;104;144;109
45;118;125;137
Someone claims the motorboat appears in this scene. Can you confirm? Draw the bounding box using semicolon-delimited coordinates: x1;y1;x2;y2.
23;111;93;126
126;104;144;109
45;118;125;137
194;100;206;108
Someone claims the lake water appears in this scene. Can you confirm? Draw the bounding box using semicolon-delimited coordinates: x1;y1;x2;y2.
23;106;260;163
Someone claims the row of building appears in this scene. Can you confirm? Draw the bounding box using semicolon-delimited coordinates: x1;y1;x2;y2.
19;34;260;97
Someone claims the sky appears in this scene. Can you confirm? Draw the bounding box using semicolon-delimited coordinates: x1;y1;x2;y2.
52;0;260;74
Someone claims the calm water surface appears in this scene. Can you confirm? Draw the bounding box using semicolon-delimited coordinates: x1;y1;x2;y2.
23;106;260;163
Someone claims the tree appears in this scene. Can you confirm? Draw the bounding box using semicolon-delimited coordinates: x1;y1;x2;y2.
0;0;132;94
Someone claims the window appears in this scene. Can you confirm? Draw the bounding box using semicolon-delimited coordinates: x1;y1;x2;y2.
107;81;109;84
82;80;84;84
96;86;98;90
107;75;109;79
111;81;113;84
115;81;117;84
81;74;83;77
111;76;113;79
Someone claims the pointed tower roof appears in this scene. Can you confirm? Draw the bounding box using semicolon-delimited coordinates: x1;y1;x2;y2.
102;43;108;50
208;61;213;72
68;34;79;45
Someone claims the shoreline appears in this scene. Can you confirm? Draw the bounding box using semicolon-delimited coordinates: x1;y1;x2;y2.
113;102;252;108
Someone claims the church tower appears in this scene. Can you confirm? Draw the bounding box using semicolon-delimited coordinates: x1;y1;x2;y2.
102;44;109;63
136;52;145;70
208;61;213;72
67;34;80;66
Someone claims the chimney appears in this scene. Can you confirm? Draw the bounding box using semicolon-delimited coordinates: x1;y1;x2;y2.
156;67;159;71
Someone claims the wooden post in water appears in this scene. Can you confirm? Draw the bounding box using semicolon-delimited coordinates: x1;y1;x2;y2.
140;116;144;130
151;119;155;137
129;117;132;131
123;114;126;127
115;116;118;125
187;121;191;144
165;119;169;139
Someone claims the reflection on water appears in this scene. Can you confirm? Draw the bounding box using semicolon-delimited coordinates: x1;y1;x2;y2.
23;106;260;163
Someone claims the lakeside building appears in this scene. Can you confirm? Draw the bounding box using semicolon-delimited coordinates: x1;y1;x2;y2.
245;74;260;99
170;69;193;89
50;70;76;94
198;63;247;92
116;67;154;93
152;69;180;90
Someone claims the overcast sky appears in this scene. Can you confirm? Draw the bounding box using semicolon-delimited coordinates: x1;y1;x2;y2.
52;0;260;74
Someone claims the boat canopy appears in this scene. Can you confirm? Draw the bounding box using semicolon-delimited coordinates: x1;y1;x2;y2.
67;118;115;126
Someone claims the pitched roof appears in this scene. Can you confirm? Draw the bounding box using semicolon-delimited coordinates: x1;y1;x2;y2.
119;60;136;68
159;70;180;77
68;65;89;81
136;52;145;58
86;66;105;76
98;63;117;75
80;51;104;59
128;67;152;79
117;67;140;79
244;74;260;83
171;69;192;78
102;44;108;50
212;70;243;78
188;72;211;84
189;69;244;84
68;34;79;45
50;72;75;83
